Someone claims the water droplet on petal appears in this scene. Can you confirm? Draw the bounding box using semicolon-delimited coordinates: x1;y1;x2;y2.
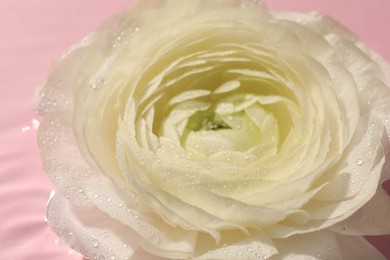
92;239;99;248
356;159;364;166
23;118;40;133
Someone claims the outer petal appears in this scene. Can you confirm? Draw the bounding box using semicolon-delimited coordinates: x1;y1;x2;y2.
333;189;390;235
130;249;168;260
47;192;140;260
271;230;386;260
335;234;386;260
267;116;385;238
274;10;390;136
196;232;277;260
85;177;198;259
331;138;390;236
271;230;342;260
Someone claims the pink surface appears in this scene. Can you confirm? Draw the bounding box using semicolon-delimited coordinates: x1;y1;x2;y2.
0;0;389;259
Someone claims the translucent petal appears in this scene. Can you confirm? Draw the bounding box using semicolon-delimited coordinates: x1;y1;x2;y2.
197;233;277;260
271;230;342;260
314;116;385;201
330;187;390;236
335;234;386;260
271;231;386;260
37;114;99;207
131;249;167;260
276;11;390;142
85;178;198;259
47;192;139;260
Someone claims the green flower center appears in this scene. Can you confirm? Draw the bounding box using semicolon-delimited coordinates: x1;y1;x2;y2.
186;109;232;132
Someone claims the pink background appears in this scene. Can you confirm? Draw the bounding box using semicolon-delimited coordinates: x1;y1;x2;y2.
0;0;389;259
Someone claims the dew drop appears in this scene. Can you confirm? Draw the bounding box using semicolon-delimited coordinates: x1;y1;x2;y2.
110;255;116;260
92;239;99;248
90;83;97;90
356;159;364;166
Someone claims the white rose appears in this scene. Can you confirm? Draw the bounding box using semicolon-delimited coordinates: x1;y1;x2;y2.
36;0;390;259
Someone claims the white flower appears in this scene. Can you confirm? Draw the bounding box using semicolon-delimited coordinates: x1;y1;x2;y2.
36;0;390;259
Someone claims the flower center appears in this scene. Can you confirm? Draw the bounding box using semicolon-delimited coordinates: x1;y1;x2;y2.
131;32;301;162
186;109;232;132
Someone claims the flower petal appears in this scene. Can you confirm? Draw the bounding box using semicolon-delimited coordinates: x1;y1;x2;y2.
330;184;390;236
271;230;342;260
335;234;386;260
47;192;140;260
86;178;198;259
197;232;277;260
